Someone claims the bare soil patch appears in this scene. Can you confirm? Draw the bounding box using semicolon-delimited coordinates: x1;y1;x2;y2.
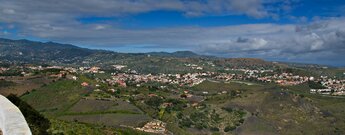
0;76;53;96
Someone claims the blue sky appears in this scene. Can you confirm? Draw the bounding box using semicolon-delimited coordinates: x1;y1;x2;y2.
0;0;345;66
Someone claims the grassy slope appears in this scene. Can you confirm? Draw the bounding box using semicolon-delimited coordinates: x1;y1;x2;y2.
192;80;345;135
49;119;153;135
20;76;156;134
21;80;88;116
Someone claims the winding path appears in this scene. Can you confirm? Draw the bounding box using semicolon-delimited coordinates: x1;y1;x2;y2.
0;95;31;135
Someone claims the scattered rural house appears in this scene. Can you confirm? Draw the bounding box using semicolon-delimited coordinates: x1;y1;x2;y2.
113;65;127;70
136;120;167;134
81;82;89;87
49;73;63;78
310;89;332;94
187;95;204;105
66;74;78;80
94;89;101;92
162;102;173;108
148;93;157;97
117;80;127;87
333;91;345;95
108;89;116;93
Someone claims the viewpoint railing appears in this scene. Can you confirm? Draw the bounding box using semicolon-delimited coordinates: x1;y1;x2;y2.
0;95;31;135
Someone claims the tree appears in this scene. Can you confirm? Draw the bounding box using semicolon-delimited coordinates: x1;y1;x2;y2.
145;96;163;108
308;81;326;89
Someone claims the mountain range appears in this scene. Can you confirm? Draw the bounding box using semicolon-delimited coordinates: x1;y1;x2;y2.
0;38;324;73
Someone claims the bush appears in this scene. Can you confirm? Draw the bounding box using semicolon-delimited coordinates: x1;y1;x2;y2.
222;107;233;112
145;96;163;108
224;126;236;132
239;119;245;124
176;112;183;119
210;127;219;131
308;81;326;89
180;118;193;128
165;99;185;112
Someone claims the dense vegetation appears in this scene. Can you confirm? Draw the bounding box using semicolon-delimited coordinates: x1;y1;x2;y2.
308;81;326;89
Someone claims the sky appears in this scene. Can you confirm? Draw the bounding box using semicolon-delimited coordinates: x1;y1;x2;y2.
0;0;345;66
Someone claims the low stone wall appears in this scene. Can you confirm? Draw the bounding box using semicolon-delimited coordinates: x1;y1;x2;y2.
0;95;32;135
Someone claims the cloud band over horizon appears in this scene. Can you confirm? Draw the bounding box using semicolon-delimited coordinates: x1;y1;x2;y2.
0;0;344;66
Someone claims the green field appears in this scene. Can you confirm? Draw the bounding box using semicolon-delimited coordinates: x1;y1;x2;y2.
66;99;143;114
49;119;153;135
59;113;151;127
21;77;153;132
21;80;89;116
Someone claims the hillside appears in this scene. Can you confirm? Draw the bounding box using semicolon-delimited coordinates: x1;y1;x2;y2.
0;38;283;73
0;38;99;64
2;38;342;76
215;58;282;69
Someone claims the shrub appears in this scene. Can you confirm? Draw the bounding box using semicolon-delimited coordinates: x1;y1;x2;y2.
145;96;163;108
308;81;326;89
224;126;236;132
180;118;193;128
210;127;219;131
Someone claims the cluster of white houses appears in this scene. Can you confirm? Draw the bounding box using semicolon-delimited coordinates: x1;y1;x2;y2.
4;65;345;96
107;72;207;87
135;120;167;134
0;67;9;73
316;76;345;95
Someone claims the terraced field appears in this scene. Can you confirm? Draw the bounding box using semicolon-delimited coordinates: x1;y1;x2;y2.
59;113;151;127
59;99;152;127
66;99;143;114
21;78;153;130
0;76;53;96
21;80;89;116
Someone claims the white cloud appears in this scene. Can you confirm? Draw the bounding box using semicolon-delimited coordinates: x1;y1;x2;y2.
197;18;345;63
2;9;15;14
94;25;107;30
0;0;344;65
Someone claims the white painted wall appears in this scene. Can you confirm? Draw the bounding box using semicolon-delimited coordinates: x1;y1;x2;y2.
0;95;32;135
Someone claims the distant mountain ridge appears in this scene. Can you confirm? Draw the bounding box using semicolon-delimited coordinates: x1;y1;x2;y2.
0;38;98;64
146;51;212;58
0;38;288;73
0;38;212;63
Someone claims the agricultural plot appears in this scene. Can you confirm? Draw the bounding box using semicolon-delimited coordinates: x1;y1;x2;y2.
192;80;261;95
59;113;151;127
21;79;91;116
49;119;153;135
0;76;53;96
21;78;153;128
66;99;143;114
61;98;152;128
